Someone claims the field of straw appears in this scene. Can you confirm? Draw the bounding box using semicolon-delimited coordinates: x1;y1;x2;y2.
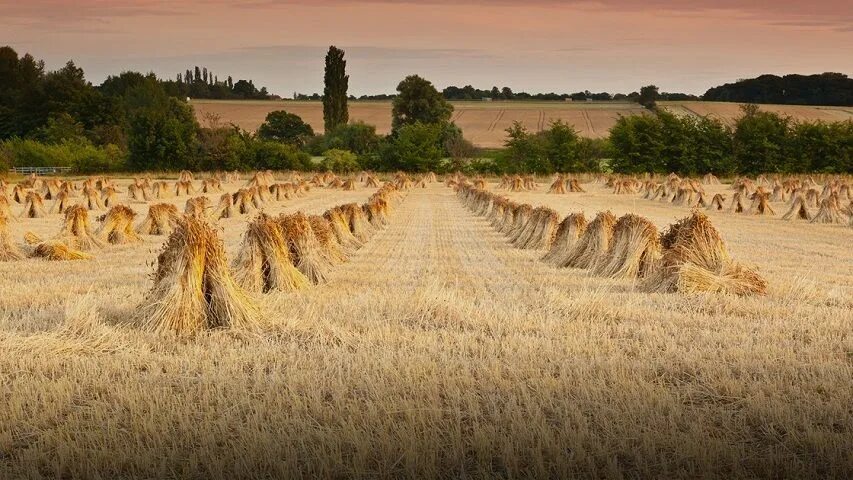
192;100;651;147
192;100;853;149
0;171;851;478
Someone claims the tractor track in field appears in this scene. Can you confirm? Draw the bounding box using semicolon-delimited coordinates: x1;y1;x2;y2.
581;110;595;136
487;109;506;132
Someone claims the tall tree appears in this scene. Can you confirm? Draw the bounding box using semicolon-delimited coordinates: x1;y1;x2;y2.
257;110;315;147
323;46;349;132
638;85;660;110
391;75;453;131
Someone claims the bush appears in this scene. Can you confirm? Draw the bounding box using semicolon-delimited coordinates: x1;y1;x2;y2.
493;120;600;174
243;139;312;171
732;105;790;174
609;105;850;175
325;122;381;155
379;122;444;172
257;110;314;147
0;138;125;173
320;149;360;173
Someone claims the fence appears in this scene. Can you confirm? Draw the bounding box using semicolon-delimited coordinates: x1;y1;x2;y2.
9;166;73;176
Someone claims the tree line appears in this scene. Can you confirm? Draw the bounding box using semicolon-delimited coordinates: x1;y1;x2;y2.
1;44;850;175
703;73;853;106
167;66;274;100
609;105;852;175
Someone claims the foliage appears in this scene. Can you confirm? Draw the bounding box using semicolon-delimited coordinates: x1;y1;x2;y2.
493;120;602;174
786;120;852;173
0;137;125;173
638;85;659;110
323;46;349;131
257;110;314;147
392;75;453;131
379;122;444;172
320;149;360;173
610;105;851;174
732;104;790;174
444;134;479;171
439;84;696;102
703;72;853;106
127;93;200;171
243;139;312;171
309;121;381;156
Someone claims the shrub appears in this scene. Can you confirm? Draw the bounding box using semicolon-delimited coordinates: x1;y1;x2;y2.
320;149;360;173
0;138;125;173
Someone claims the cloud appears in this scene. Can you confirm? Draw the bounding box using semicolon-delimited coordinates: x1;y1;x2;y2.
241;0;853;30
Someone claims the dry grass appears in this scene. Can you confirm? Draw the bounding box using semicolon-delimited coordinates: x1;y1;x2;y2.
0;177;850;478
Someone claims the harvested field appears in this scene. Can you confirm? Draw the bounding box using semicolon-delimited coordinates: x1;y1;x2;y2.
662;101;853;127
192;100;649;147
193;99;853;149
0;174;851;478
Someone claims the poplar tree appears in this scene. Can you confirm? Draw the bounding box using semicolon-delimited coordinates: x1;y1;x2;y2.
323;46;349;132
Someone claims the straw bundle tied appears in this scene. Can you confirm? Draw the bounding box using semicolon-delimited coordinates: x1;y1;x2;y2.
134;215;260;336
278;212;333;284
309;215;348;265
202;178;222;193
548;176;566;194
781;194;811;221
747;192;775;215
0;213;24;261
512;207;560;250
708;194;726;211
21;192;47;218
31;241;92;261
136;203;181;236
98;205;141;245
324;206;363;252
641;211;766;295
541;213;587;267
102;186;119;208
233;213;309;293
57;205;104;251
593;214;661;279
213;193;234;219
561;211;616;269
341;203;372;242
185;196;212;219
811;195;845;224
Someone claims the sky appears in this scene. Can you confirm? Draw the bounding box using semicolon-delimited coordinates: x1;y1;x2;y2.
2;0;851;96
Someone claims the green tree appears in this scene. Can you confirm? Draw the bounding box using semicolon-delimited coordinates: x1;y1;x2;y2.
380;122;444;172
32;112;86;143
323;46;349;132
541;120;581;172
788;120;852;173
638;85;659;110
690;116;734;174
609;115;665;173
127;95;199;171
732;104;790;174
497;121;545;173
320;148;360;173
244;140;311;171
257;110;315;147
391;75;453;131
324;121;380;155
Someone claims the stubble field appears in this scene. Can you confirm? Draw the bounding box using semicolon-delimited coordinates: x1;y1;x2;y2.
0;174;851;478
192;99;853;148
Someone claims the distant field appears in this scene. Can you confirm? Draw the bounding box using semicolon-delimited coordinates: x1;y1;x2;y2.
192;99;853;148
191;100;647;147
660;101;853;128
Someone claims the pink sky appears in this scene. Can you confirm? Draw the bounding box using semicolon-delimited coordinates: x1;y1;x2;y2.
2;0;851;96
